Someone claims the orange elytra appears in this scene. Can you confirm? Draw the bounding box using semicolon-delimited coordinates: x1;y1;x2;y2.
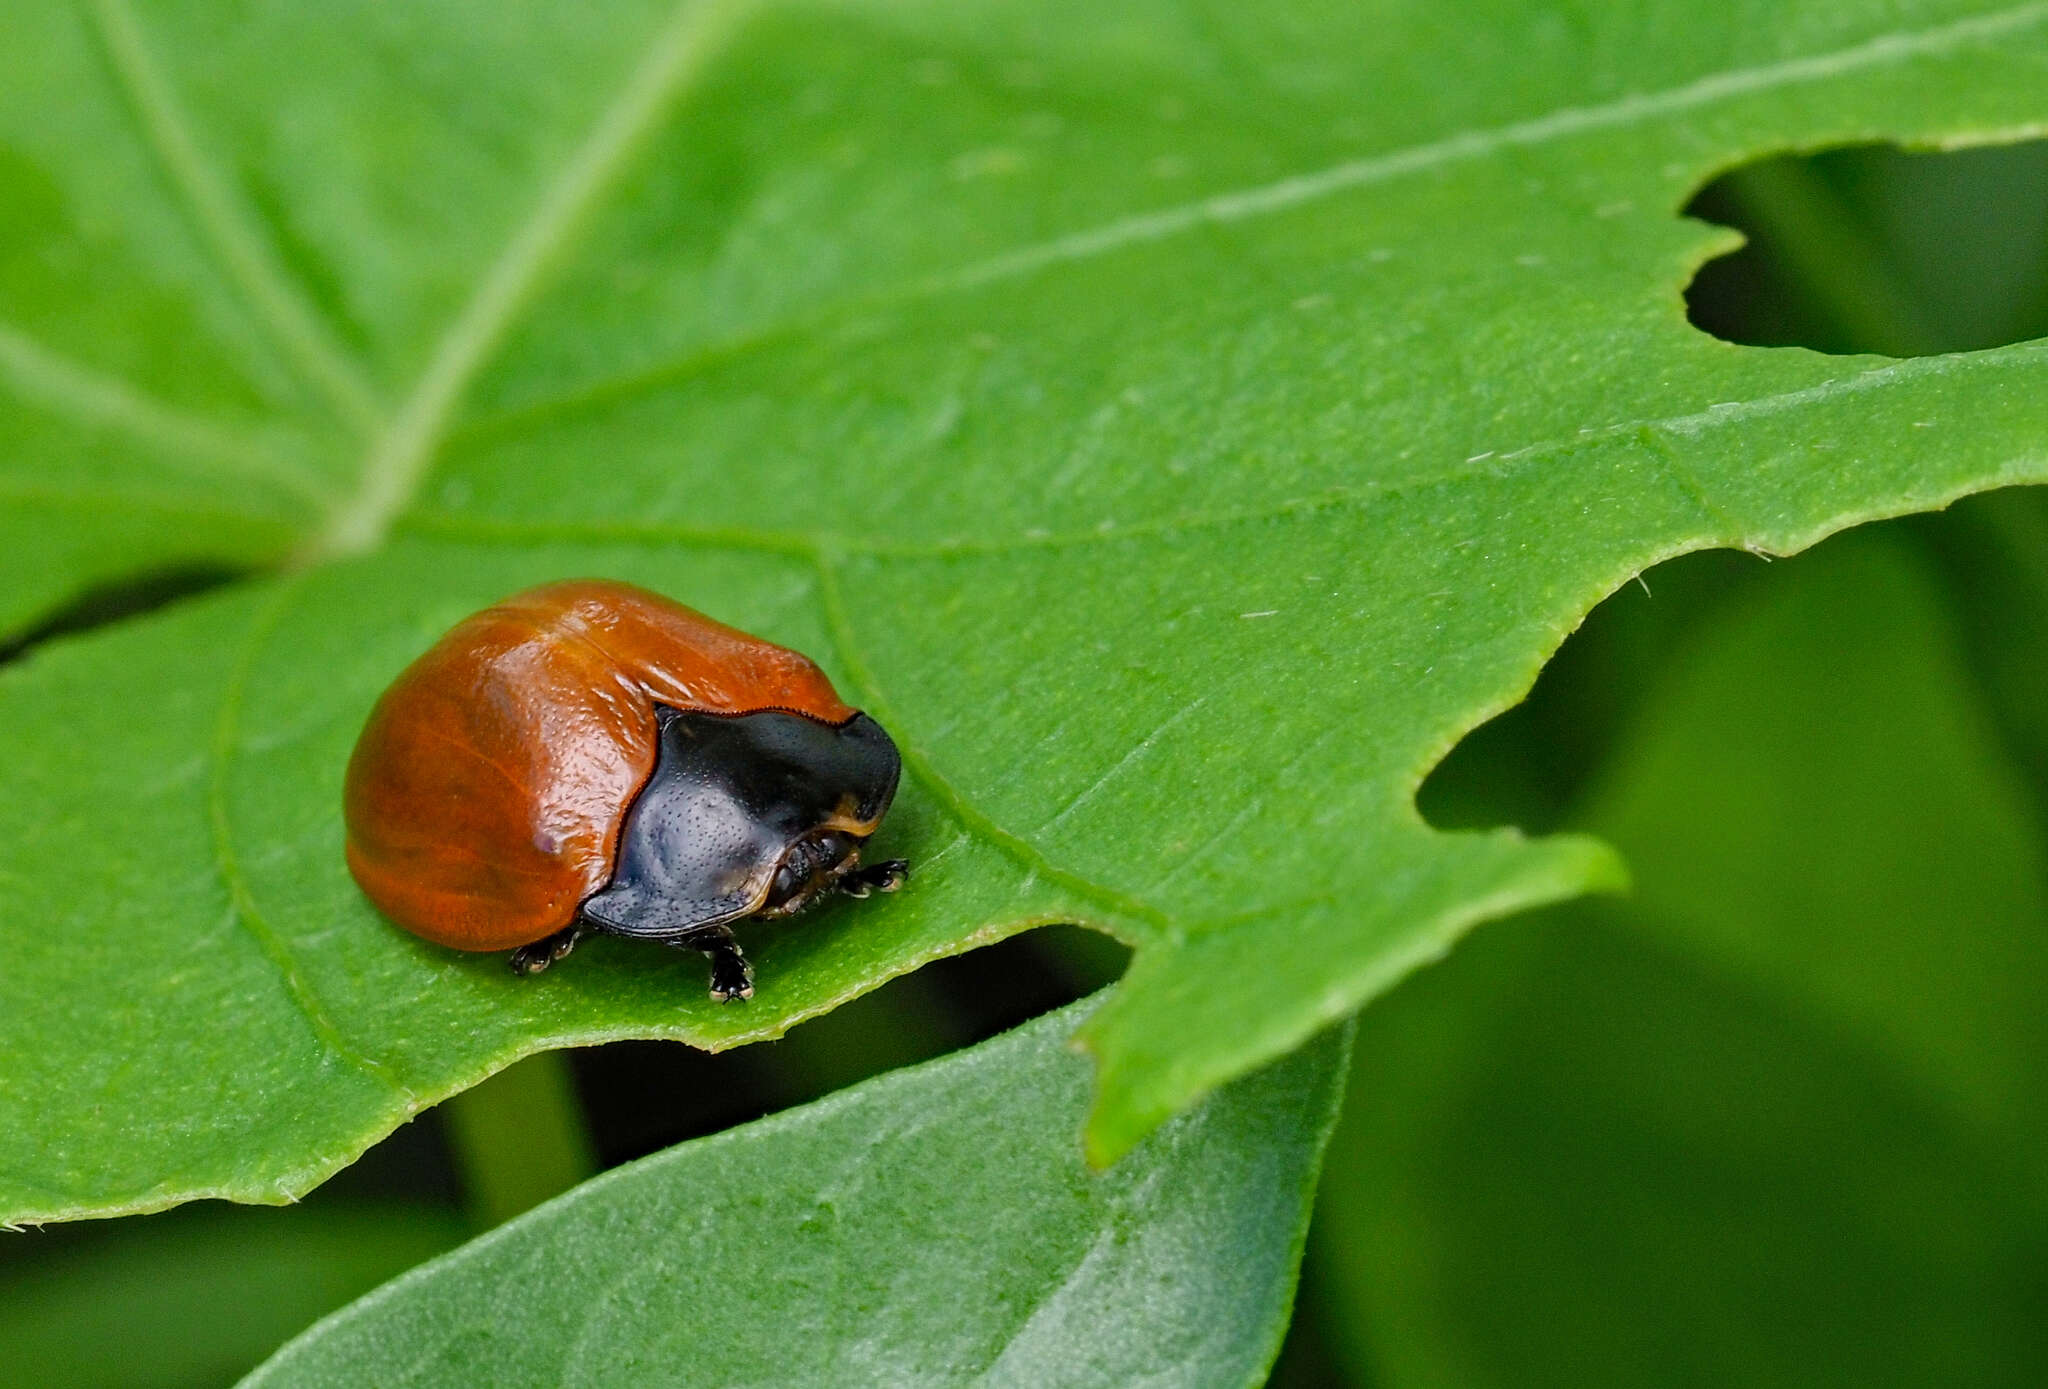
343;579;905;1001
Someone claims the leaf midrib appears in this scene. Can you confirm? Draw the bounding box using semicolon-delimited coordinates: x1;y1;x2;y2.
0;320;331;510
83;0;384;436
316;0;750;560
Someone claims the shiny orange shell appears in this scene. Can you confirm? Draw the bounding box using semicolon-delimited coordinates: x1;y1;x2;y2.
343;580;856;951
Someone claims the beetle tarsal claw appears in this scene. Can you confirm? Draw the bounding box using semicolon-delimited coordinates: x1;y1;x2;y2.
709;975;755;1002
508;925;583;977
701;940;754;1002
840;859;909;899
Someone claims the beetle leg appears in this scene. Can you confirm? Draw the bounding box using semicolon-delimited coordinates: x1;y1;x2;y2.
509;925;585;976
838;859;909;899
675;925;754;1002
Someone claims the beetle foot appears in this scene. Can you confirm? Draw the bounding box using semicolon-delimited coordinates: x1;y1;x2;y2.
680;926;754;1002
840;859;909;899
509;926;584;976
707;953;754;1002
709;974;755;1003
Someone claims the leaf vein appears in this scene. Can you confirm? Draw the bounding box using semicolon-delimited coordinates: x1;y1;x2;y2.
207;579;413;1099
318;0;752;558
450;0;2048;431
399;337;2048;560
80;0;384;433
810;547;1170;937
1032;697;1209;838
937;0;2048;293
0;318;336;511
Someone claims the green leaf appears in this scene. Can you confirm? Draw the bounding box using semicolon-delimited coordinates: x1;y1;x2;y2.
243;999;1349;1389
1311;526;2048;1386
5;0;2048;1218
0;1203;468;1389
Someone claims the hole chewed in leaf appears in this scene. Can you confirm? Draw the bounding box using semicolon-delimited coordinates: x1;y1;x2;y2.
1417;548;1762;837
1441;139;2048;834
1419;487;2048;845
1684;139;2048;358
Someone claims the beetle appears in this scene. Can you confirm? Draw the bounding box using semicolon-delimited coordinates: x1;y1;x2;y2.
343;579;906;1001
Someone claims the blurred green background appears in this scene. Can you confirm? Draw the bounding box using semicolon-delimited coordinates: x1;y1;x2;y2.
6;140;2048;1387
